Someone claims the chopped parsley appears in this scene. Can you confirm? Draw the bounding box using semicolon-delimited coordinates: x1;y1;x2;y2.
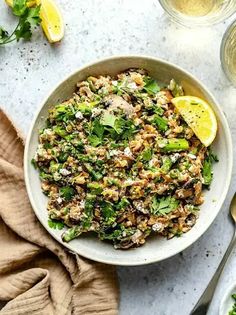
202;149;218;186
151;196;179;215
228;294;236;315
0;0;41;46
48;219;64;230
59;186;75;201
144;78;160;95
152;114;168;132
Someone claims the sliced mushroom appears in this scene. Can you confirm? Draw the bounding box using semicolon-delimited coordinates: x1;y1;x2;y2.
104;94;134;117
131;229;143;243
185;213;196;227
115;229;144;249
175;188;193;199
193;181;202;204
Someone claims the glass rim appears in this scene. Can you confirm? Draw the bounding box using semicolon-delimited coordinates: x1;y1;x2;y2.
158;0;236;27
220;19;236;85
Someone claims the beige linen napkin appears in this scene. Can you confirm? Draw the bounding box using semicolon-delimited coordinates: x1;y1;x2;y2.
0;110;119;315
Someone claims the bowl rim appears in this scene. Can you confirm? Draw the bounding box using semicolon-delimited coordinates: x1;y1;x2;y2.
24;54;233;266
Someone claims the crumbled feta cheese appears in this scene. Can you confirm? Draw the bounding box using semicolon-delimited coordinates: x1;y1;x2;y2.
135;203;143;211
188;153;197;159
59;168;71;176
158;142;167;148
91;108;103;118
109;149;121;156
149;159;154;167
169;79;175;90
44;128;54;136
170;153;181;163
124;147;132;157
53;172;61;181
75;111;83;119
189;165;196;173
112;80;118;86
80;200;85;208
152;223;163;232
185;204;194;211
124;178;134;186
133;200;148;214
127;82;137;90
57;197;63;204
36;144;45;157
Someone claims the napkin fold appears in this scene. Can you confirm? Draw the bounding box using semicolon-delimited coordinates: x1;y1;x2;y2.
0;110;119;315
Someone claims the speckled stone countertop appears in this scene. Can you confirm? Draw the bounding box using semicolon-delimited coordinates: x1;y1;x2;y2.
1;1;236;314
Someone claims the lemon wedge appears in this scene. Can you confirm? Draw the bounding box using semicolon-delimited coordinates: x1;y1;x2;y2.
36;0;64;43
171;96;217;147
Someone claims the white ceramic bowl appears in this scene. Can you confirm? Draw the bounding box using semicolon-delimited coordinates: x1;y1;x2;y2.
220;283;236;315
24;55;233;266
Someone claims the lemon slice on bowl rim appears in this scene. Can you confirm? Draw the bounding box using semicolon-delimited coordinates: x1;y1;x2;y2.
171;96;217;147
36;0;64;43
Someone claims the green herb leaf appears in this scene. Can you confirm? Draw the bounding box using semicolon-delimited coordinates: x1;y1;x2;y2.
228;294;236;315
15;21;32;41
152;114;168;132
48;219;64;230
52;103;75;122
161;156;172;173
202;159;213;185
85;163;103;180
209;149;219;162
12;0;27;16
154;106;164;115
92;119;104;138
88;134;102;147
59;186;75;201
53;126;68;137
25;6;41;25
39;171;53;181
0;27;9;42
82;194;96;229
0;0;41;46
151;196;179;215
57;152;69;163
62;226;82;242
116;197;130;210
76;101;98;115
232;294;236;301
100;201;116;225
141;148;153;162
115;118;138;139
202;148;218;186
100;112;117;128
144;79;160;95
31;158;37;169
87;182;103;194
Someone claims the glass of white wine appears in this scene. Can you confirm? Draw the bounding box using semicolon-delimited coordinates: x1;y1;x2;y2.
221;20;236;86
159;0;236;26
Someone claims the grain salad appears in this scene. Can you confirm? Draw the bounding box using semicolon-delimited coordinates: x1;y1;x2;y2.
32;69;218;249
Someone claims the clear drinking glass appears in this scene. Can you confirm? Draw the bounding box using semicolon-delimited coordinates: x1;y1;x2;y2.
159;0;236;27
221;20;236;86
